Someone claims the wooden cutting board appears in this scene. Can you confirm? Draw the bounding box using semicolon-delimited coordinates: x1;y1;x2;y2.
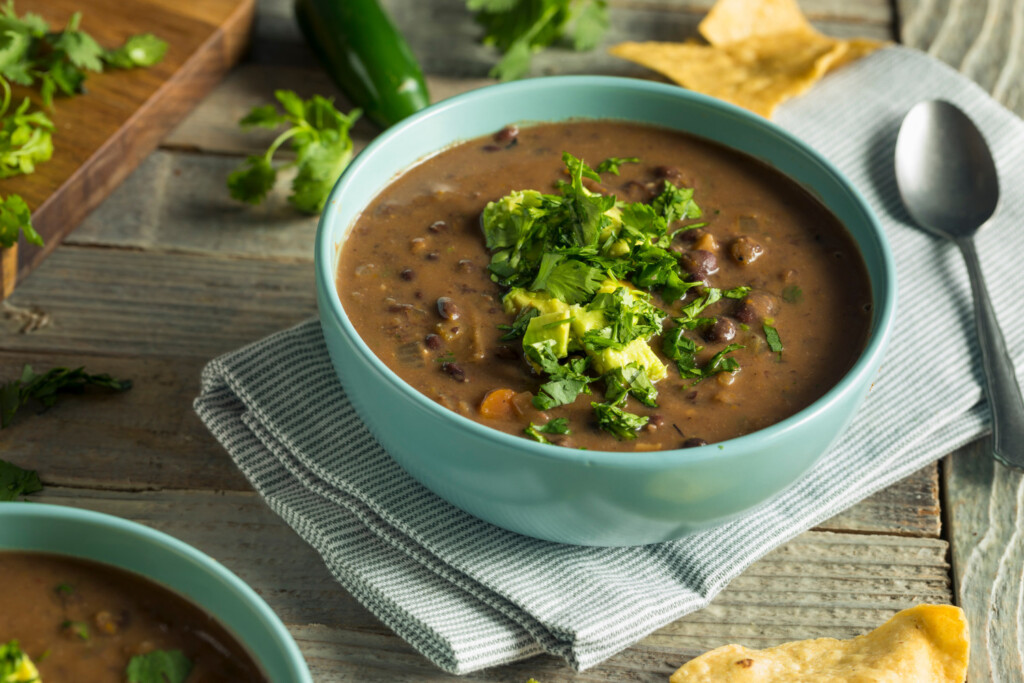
0;0;255;299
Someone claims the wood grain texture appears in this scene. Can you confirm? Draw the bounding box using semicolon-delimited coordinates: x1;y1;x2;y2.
2;0;254;294
945;440;1024;683
26;487;951;681
898;0;1024;116
253;0;892;78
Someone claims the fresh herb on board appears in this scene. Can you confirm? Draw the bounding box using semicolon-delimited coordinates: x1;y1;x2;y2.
481;152;769;439
524;416;571;443
468;0;609;81
228;90;361;214
0;3;167;247
0;458;40;501
1;365;132;430
126;649;193;683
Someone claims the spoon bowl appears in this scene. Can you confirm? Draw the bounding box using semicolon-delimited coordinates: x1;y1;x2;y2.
895;101;999;238
895;99;1024;471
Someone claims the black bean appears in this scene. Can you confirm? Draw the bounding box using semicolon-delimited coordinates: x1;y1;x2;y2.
679;249;719;282
428;220;447;233
681;437;708;448
655;165;682;180
437;297;460;320
483;144;501;152
703;317;737;343
441;362;467;382
494;125;519;143
426;252;440;260
685;391;698;401
734;292;777;323
494;345;519;360
730;236;764;265
457;259;475;273
424;334;442;349
549;434;576;448
400;268;415;281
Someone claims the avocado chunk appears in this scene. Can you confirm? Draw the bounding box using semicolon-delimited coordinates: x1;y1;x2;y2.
523;311;573;359
593;338;668;381
503;288;572;317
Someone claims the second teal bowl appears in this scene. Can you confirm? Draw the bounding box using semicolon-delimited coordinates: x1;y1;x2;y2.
0;503;312;682
315;76;897;546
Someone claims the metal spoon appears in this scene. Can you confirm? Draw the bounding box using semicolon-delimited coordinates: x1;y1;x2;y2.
895;99;1024;470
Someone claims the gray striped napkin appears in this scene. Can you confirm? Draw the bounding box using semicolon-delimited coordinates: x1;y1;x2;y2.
195;47;1024;674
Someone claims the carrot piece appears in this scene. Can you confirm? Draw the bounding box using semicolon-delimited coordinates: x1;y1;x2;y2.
479;389;517;419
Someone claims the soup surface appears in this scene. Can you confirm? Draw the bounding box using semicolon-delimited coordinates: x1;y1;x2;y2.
338;121;871;451
0;552;266;682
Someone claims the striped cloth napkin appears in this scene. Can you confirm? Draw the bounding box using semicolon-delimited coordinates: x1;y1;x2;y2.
194;47;1024;674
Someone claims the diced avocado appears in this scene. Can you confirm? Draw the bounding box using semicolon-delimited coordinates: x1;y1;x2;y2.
593;338;668;381
523;311;573;359
503;288;571;317
569;305;606;338
606;239;631;257
598;205;624;244
0;641;40;683
481;190;544;250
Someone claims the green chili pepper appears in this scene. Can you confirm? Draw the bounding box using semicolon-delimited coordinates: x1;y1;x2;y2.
294;0;430;129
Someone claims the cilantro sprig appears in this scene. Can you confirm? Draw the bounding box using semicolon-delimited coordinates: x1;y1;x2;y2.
469;0;609;81
592;401;648;439
525;339;593;409
524;416;571;443
1;364;132;430
228;90;361;214
126;649;192;683
0;457;40;501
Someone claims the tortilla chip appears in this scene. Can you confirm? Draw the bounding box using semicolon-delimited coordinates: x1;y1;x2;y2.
669;604;969;682
699;0;812;46
609;33;846;117
828;37;886;70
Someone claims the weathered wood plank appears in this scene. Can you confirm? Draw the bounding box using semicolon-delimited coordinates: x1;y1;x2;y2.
817;464;940;537
0;247;316;359
25;488;950;681
897;0;1024;116
944;440;1024;683
252;0;892;78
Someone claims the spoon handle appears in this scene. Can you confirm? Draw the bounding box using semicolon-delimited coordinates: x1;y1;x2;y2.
957;236;1024;470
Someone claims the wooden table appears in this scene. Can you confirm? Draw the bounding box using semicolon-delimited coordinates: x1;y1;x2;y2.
2;1;1022;680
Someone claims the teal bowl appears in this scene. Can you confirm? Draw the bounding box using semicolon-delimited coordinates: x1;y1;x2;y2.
315;76;897;546
0;502;312;682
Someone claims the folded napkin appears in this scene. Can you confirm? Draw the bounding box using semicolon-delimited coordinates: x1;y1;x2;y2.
195;47;1024;674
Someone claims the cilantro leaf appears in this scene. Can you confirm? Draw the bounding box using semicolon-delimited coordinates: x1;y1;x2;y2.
0;458;41;501
722;285;751;299
50;13;104;72
662;324;702;378
497;306;539;340
652;181;702;223
524;416;571;443
103;34;168;69
583;287;665;351
594;156;639;175
0;95;54;179
603;364;658;407
678;287;722;322
1;365;132;430
228;91;360;213
704;343;744;376
782;285;803;303
531;256;603;304
763;323;783;354
592;401;648;439
525;340;592;409
0;193;40;248
470;0;608;81
126;649;193;683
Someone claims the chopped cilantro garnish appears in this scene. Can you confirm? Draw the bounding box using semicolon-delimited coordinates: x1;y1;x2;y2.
581;288;665;351
595;156;639;175
525;340;593;410
0;458;40;501
497;306;539;341
592;402;648;439
529;254;603;304
524;417;571;443
662;325;702;378
126;649;193;683
722;285;751;299
55;582;74;596
603;364;658;407
434;352;456;364
782;285;803;303
651;181;702;223
704;343;744;376
678;287;722;322
763;323;784;354
62;620;89;641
